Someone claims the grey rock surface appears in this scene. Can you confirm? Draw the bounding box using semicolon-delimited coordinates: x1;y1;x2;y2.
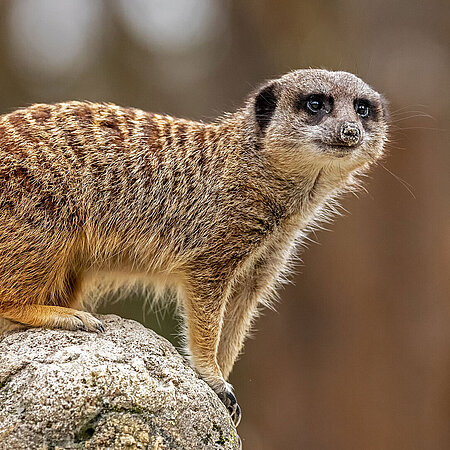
0;315;240;450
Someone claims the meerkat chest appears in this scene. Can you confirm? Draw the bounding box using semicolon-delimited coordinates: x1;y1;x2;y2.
243;170;349;273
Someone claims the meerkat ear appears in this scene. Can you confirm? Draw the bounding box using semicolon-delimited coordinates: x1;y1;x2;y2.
254;82;278;131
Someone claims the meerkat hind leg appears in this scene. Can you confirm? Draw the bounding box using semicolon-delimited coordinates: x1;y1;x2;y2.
218;252;280;379
0;317;27;333
0;304;104;332
217;288;260;380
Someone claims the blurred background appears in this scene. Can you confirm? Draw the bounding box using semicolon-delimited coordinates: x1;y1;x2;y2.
0;0;448;448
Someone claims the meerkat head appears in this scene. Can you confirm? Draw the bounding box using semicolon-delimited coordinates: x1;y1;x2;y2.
249;69;389;172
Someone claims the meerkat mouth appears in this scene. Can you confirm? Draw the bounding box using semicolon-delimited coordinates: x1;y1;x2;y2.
317;141;360;156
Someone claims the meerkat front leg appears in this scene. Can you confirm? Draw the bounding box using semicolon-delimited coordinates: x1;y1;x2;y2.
182;275;241;425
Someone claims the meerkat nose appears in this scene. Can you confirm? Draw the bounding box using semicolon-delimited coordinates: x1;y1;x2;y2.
340;122;361;146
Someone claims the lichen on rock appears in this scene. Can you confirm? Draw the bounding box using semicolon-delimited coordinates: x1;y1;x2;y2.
0;315;240;449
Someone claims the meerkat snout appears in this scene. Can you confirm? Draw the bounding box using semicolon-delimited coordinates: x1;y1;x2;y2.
339;121;362;146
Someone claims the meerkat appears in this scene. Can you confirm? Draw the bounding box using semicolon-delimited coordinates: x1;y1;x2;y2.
0;69;388;425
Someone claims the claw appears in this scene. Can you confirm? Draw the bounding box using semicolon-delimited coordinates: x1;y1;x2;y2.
76;322;88;332
73;313;104;333
232;402;242;427
218;385;242;426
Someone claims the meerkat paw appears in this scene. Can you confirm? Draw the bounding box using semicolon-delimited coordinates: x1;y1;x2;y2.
203;375;242;425
216;381;241;426
54;311;105;333
0;305;105;333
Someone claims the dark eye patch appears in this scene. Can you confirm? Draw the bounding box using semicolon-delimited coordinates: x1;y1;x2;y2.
296;93;333;124
308;95;325;113
354;98;379;120
297;94;333;111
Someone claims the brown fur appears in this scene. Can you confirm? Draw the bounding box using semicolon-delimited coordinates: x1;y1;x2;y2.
0;69;388;424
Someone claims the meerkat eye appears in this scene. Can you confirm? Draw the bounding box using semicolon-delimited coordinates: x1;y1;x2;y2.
306;95;325;113
355;100;370;118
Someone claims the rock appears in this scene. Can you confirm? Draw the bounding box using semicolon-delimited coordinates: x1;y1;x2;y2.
0;315;240;450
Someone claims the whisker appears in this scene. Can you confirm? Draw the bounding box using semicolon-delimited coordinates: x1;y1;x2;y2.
393;126;444;132
389;113;435;122
379;163;416;199
389;104;430;114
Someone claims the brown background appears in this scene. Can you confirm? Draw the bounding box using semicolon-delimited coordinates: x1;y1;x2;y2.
0;1;448;449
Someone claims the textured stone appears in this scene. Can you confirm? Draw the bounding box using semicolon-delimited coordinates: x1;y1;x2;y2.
0;315;239;449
